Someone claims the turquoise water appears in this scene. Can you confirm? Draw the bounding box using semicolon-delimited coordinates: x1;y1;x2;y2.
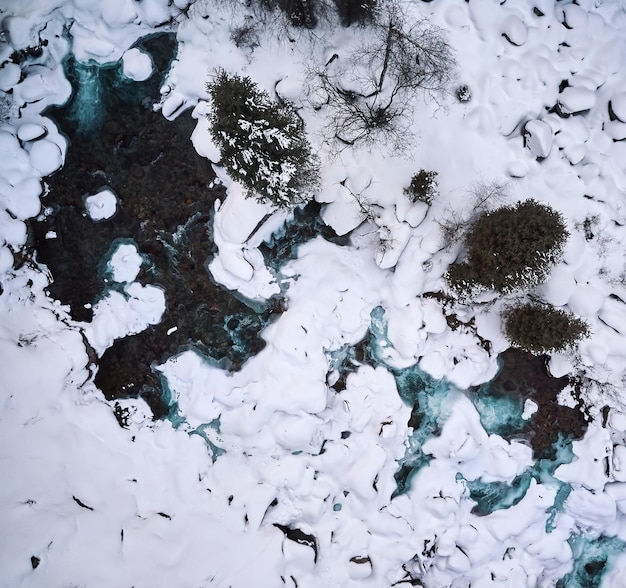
470;377;527;438
556;534;626;588
461;471;534;515
391;363;461;497
363;307;621;585
366;306;462;496
190;419;226;462
59;33;175;136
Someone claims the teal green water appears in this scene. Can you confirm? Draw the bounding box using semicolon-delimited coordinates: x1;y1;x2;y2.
190;418;226;462
556;534;626;588
364;307;622;584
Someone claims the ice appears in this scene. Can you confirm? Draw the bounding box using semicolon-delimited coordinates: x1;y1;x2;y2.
84;188;118;221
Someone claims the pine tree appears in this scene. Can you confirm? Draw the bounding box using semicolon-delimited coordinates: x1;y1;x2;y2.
447;199;569;295
207;70;319;208
503;302;589;354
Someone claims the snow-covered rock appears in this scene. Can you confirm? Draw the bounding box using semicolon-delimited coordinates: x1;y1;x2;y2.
524;119;553;159
122;47;154;81
85;188;118;221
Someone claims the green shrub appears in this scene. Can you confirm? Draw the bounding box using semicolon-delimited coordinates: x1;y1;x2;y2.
447;199;569;294
404;169;438;205
503;302;590;354
207;70;319;208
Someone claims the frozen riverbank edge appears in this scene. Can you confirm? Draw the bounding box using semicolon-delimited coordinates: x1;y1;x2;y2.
3;0;626;586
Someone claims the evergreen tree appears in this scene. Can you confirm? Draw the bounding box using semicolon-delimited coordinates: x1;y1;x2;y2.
447;199;569;294
503;302;589;354
207;70;319;208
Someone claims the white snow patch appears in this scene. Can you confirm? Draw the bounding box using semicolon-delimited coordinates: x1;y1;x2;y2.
108;243;143;283
122;47;154;81
524;119;553;159
85;188;118;221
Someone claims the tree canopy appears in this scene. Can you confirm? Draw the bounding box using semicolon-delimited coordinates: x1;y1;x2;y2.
207;70;319;208
447;199;569;294
503;302;590;354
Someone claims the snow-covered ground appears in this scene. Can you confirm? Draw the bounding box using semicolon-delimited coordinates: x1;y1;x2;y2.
3;0;626;586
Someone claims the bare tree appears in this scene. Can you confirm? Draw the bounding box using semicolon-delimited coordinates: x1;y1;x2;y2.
438;179;509;250
308;0;455;149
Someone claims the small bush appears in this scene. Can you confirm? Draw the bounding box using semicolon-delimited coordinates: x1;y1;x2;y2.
404;169;438;205
230;23;260;50
503;302;590;354
456;84;471;102
207;70;319;208
447;199;569;294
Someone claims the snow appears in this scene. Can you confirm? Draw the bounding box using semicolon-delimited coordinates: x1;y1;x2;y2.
559;86;597;114
108;242;143;283
3;0;626;586
17;123;46;142
28;139;64;177
84;188;118;221
524;119;553;159
122;47;154;82
85;283;166;356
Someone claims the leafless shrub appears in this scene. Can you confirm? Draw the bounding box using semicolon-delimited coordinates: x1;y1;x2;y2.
307;0;455;150
438;179;509;250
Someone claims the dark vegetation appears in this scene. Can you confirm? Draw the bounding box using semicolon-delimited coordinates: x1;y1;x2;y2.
310;0;455;148
404;169;438;205
261;0;377;28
